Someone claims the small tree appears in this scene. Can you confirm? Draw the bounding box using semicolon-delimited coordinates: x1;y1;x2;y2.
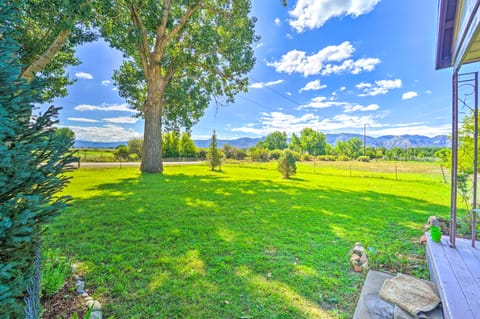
128;138;143;160
114;145;130;163
278;150;297;178
208;130;221;171
179;132;197;158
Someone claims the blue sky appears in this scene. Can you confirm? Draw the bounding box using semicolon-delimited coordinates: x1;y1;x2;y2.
54;0;455;142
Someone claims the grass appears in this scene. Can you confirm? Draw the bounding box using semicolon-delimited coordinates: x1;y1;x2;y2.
74;149;117;162
43;162;451;318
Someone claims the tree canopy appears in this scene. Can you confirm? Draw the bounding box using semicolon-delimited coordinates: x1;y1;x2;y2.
99;0;258;173
300;128;326;156
15;0;96;100
264;131;287;150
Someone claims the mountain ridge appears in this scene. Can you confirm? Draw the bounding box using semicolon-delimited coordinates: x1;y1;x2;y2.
75;134;451;149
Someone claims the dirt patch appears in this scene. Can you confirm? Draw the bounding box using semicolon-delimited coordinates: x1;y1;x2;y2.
41;278;85;319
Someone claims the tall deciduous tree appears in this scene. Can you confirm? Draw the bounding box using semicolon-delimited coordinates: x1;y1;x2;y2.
300;128;326;156
179;132;197;158
289;133;301;152
99;0;257;173
264;131;287;150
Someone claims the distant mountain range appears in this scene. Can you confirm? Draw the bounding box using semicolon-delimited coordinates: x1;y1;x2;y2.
75;134;451;150
195;134;451;149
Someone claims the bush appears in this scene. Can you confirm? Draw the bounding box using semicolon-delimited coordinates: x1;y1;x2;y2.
318;155;336;161
250;148;270;162
337;155;350;161
0;12;75;316
233;148;247;160
301;153;312;161
41;250;72;297
357;156;370;162
278;150;297;178
269;149;283;160
197;148;208;160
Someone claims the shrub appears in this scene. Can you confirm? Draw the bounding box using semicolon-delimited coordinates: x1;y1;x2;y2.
0;11;75;316
250;148;270;162
301;153;312;161
318;155;336;161
337;155;350;161
233;148;247;160
197;148;208;160
278;150;297;178
357;156;370;162
41;250;72;297
269;149;283;160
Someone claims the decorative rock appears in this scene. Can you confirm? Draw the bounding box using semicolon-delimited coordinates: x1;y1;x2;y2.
81;292;89;298
76;281;85;294
85;296;93;302
89;311;103;319
351;243;368;272
73;274;80;281
86;300;102;311
353;242;366;256
419;234;427;245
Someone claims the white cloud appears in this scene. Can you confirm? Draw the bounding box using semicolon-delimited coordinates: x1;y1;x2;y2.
425;90;432;94
357;79;402;96
67;117;99;123
67;124;142;142
299;79;327;93
250;79;284;89
255;42;264;49
402;91;418;100
339;86;347;91
289;0;381;32
344;104;379;112
75;72;94;80
101;80;111;86
322;58;381;76
299;96;381;114
267;41;380;77
274;18;281;26
103;116;138;124
299;96;348;109
286;91;292;96
356;82;372;89
232;111;384;136
74;103;136;113
286;33;293;39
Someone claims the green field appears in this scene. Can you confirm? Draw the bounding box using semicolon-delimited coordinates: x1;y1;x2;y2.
43;162;451;318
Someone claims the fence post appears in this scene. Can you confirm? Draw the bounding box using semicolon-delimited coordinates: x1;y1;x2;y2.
395;164;398;180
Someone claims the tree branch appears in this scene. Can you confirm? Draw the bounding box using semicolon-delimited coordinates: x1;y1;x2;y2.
152;1;202;65
128;3;150;78
20;30;70;82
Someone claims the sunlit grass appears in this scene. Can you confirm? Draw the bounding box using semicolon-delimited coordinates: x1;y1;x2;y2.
43;163;450;318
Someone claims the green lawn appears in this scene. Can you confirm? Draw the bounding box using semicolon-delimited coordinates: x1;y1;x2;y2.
43;162;450;318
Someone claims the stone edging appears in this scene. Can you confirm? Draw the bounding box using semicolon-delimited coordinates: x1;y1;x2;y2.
72;264;103;319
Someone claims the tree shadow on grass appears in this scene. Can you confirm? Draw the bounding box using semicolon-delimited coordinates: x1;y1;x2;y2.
44;170;450;319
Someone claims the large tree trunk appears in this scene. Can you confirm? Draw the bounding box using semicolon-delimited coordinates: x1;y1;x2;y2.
141;77;165;173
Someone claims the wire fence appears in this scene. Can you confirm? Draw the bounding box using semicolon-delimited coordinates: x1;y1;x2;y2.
227;159;448;183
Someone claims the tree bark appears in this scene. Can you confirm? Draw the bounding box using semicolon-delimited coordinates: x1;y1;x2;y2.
141;75;165;173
